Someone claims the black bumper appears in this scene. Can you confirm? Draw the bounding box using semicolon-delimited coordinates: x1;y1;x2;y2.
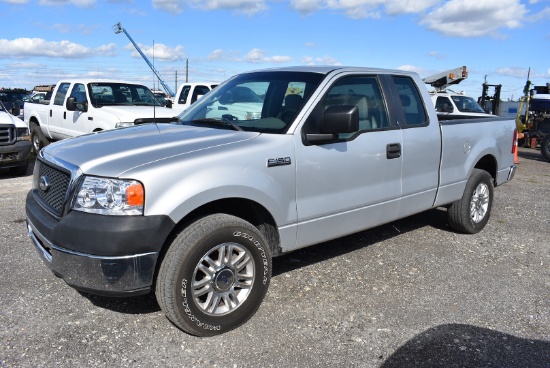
25;191;175;296
0;140;31;169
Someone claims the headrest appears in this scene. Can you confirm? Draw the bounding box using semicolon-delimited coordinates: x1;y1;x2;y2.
284;94;303;109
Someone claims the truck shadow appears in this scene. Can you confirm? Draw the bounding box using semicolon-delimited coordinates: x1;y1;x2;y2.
81;207;450;314
380;323;550;368
518;147;547;162
273;207;449;277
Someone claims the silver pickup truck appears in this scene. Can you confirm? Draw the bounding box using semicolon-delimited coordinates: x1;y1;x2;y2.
25;66;517;336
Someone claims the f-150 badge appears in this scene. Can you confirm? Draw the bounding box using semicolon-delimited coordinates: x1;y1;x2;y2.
267;157;291;167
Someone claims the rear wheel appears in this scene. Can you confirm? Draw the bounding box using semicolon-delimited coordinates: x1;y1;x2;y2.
541;135;550;162
156;214;272;336
448;169;494;234
30;122;48;154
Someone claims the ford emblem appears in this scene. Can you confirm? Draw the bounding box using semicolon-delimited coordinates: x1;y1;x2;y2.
39;175;50;192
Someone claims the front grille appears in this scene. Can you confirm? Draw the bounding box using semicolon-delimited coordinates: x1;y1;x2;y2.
34;160;72;217
0;125;15;145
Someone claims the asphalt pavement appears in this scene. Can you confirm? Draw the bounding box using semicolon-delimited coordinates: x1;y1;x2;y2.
1;147;549;368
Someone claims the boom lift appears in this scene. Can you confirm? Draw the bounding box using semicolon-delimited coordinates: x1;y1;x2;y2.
113;22;176;98
423;66;468;91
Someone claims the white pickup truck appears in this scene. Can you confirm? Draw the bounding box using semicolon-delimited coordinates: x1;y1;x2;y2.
172;82;218;113
24;79;178;153
26;66;517;337
0;101;31;175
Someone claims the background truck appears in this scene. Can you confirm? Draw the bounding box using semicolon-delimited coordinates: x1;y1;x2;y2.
26;66;517;337
172;82;218;113
423;66;493;120
0;101;31;175
24;79;178;153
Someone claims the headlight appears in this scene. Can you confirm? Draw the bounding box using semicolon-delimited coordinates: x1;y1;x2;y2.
16;128;31;141
73;176;144;215
115;122;134;128
245;112;261;120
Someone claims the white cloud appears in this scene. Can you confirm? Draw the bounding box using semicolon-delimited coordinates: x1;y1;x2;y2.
243;48;292;63
207;49;242;62
301;55;341;65
123;42;185;62
38;0;95;7
397;65;429;75
290;0;437;18
153;0;184;13
0;38;116;59
153;0;268;15
420;0;527;38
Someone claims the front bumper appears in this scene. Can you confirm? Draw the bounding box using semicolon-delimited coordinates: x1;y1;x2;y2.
0;140;31;169
25;191;175;296
27;217;157;296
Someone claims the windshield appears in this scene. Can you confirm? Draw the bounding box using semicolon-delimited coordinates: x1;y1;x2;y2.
451;95;486;113
88;83;164;108
178;71;324;134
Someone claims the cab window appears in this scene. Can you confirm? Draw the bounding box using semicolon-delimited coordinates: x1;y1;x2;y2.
392;76;428;126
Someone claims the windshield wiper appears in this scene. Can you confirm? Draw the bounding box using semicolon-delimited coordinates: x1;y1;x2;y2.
191;118;244;131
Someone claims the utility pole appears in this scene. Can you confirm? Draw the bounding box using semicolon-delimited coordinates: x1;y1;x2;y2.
186;59;189;83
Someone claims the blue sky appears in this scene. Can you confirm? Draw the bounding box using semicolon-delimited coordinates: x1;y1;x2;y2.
0;0;549;101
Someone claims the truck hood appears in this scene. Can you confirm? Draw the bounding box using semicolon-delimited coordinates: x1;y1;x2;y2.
0;111;26;128
98;105;178;121
42;123;259;177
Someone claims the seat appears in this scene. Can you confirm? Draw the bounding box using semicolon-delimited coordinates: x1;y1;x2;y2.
345;95;371;130
113;91;127;103
278;94;303;123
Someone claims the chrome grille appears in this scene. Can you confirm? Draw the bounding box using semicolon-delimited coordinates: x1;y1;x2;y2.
0;125;15;145
34;160;71;217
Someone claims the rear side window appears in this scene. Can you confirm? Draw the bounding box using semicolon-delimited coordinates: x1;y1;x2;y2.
392;76;428;126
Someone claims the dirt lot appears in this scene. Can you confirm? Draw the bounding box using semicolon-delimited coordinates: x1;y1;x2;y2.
1;148;549;367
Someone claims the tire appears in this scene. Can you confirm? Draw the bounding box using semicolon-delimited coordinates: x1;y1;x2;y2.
30;122;48;154
541;135;550;162
156;214;272;336
448;169;494;234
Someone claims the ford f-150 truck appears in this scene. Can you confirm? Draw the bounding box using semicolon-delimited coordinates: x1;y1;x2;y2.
25;66;517;337
24;79;178;153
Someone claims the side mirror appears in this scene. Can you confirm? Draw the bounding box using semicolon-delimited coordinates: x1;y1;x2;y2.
305;105;359;145
66;97;88;112
66;97;77;111
165;99;173;108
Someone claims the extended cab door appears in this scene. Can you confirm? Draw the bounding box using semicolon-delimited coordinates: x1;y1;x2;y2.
386;75;441;218
294;74;403;248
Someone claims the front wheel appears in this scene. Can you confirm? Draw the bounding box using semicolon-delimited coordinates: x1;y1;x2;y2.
448;169;494;234
156;214;272;336
541;135;550;162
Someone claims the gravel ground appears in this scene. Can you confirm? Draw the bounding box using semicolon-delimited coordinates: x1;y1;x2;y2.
1;147;549;368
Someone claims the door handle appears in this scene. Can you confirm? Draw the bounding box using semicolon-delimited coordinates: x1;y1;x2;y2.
386;143;401;159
